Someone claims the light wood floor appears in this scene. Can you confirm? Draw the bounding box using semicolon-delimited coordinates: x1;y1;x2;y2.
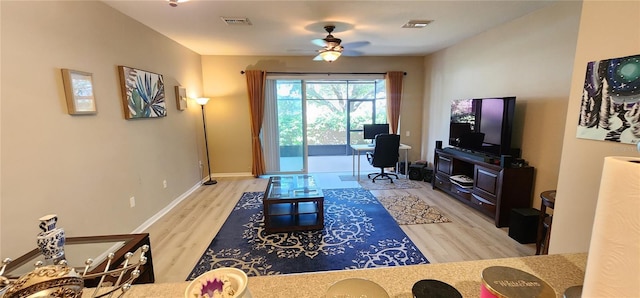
144;175;535;283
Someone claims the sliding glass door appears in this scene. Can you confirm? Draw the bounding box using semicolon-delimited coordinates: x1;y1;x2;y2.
306;80;348;156
263;80;307;174
262;77;387;174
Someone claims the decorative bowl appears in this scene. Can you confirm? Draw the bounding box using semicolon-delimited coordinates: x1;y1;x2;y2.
325;278;389;298
185;268;248;298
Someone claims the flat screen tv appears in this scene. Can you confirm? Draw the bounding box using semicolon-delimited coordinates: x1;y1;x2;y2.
449;97;516;157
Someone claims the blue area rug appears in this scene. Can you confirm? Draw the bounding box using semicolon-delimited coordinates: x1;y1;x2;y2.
187;188;428;279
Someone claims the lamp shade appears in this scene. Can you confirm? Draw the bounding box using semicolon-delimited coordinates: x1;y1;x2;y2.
195;97;210;105
319;50;342;62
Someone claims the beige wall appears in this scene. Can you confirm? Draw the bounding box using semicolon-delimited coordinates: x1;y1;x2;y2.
1;1;204;257
201;56;425;174
551;0;640;254
423;2;582;210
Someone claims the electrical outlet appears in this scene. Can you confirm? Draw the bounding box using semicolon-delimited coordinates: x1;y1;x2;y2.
163;180;167;189
406;131;410;137
129;196;136;208
199;160;203;168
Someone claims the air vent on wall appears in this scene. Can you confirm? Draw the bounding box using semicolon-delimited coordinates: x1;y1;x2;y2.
221;17;252;26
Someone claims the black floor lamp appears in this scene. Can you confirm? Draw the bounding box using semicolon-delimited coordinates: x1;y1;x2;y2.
195;97;217;185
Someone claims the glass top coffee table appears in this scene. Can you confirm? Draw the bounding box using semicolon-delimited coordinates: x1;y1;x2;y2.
263;175;324;233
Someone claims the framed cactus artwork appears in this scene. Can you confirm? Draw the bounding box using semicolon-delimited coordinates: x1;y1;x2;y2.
118;66;166;119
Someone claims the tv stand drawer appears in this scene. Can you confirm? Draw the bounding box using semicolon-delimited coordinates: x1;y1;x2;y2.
436;155;452;175
474;166;499;199
451;184;472;201
434;174;451;189
471;193;496;216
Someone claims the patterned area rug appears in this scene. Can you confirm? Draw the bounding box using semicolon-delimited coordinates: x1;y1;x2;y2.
378;194;452;225
358;178;424;190
187;188;428;279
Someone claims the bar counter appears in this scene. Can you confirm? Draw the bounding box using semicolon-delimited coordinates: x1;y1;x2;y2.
86;253;587;297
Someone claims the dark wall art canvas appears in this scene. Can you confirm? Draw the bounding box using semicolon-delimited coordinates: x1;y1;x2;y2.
577;54;640;144
118;66;166;119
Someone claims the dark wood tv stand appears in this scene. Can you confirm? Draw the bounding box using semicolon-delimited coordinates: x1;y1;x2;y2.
433;147;534;227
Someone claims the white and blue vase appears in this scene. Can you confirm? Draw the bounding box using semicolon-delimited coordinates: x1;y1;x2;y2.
36;214;66;265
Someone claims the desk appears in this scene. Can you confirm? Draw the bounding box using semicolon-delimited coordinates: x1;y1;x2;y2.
351;143;411;181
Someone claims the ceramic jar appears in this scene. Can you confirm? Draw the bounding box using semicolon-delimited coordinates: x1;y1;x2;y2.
36;214;66;265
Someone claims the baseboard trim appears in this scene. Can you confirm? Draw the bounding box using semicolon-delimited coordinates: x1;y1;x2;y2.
131;173;255;233
131;181;202;234
212;172;253;177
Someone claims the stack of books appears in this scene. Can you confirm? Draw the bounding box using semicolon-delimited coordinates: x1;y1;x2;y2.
450;175;474;188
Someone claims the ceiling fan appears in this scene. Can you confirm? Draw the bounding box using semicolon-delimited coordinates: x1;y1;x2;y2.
311;25;370;62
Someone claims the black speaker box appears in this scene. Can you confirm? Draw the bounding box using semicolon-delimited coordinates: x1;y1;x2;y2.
421;167;433;183
508;208;540;244
500;155;513;168
436;140;443;149
397;161;411;174
408;164;424;181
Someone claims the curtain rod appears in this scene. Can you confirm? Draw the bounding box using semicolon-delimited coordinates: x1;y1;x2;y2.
240;71;406;75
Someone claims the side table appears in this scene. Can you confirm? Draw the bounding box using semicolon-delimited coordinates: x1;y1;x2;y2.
536;190;556;255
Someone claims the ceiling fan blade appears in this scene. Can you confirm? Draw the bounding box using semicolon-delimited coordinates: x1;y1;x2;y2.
342;41;370;49
311;39;327;47
342;49;364;57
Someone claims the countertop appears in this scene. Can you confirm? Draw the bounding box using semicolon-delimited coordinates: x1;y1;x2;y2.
85;253;587;297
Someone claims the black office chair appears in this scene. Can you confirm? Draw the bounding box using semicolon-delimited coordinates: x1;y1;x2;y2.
366;134;400;183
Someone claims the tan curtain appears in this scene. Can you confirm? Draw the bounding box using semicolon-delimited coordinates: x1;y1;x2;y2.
385;71;404;134
245;70;267;177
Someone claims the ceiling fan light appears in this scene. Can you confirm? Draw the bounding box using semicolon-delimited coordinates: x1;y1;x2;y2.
319;50;342;62
167;0;188;7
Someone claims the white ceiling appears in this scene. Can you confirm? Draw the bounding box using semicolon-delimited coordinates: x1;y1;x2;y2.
102;0;558;57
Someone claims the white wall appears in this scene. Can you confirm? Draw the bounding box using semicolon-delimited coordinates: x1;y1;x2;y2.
1;1;204;257
551;0;640;253
423;2;582;210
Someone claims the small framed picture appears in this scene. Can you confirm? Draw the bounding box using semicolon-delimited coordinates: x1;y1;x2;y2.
175;86;187;111
62;69;97;115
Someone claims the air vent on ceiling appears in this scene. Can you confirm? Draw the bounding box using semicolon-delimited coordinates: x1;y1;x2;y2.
402;20;433;28
221;17;252;26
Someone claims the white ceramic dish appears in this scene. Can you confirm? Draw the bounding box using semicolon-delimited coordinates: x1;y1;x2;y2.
325;278;390;298
185;268;248;298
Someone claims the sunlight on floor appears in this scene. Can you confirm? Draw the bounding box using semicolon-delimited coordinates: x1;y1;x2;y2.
274;155;405;189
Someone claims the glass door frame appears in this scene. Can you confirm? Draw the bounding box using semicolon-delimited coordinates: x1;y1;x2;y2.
263;77;386;174
263;79;308;175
